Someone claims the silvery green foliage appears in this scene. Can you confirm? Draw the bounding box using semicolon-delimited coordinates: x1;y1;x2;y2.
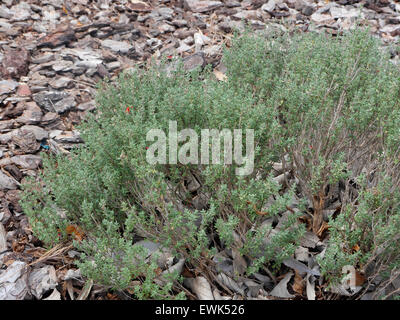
21;29;400;299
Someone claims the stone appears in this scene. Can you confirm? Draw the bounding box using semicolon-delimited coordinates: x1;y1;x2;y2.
53;130;82;143
302;5;315;16
16;83;31;97
177;42;193;53
261;0;276;13
0;48;30;80
41;112;62;129
183;52;206;71
172;19;188;27
31;53;55;64
43;7;60;22
33;91;68;112
156;7;174;20
76;100;96;112
127;1;152;12
37;26;76;48
0;80;19;95
311;12;334;24
0;5;13;19
11;155;42;170
49;77;73;89
101;39;133;54
4;165;23;182
9;2;32;22
52;60;74;73
204;44;221;57
20;125;48;141
330;6;361;19
0;119;15;131
53;96;76;114
0;171;19;190
158;23;175;33
184;0;223;13
12;128;40;153
0;132;12;144
106;61;121;71
16;102;43;125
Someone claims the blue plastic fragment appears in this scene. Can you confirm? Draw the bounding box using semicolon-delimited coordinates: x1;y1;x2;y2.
40;143;50;150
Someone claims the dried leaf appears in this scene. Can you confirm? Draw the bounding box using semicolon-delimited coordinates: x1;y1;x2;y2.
44;289;61;300
299;231;320;248
316;221;329;237
232;248;247;276
294;246;309;262
185;276;214;300
306;275;316;300
106;293;119;300
155;258;185;286
216;273;245;296
0;222;6;253
66;279;75;300
77;279;93;300
283;257;321;276
66;224;85;241
28;265;58;299
292;271;304;295
270;272;295;299
355;271;366;286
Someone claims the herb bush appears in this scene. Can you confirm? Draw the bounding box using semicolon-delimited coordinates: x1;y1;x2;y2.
21;29;400;299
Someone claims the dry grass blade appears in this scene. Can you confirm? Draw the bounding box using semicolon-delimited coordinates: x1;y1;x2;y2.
77;279;93;300
29;243;73;266
66;279;75;300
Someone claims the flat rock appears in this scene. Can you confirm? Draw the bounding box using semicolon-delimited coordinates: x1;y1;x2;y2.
0;80;19;95
183;52;206;71
127;1;152;12
31;53;55;64
101;39;133;54
0;119;15;131
12;128;40;153
16;83;31;97
184;0;223;13
20;125;48;141
330;6;361;19
16;102;43;125
53;130;82;143
37;26;76;48
53;96;76;114
33;91;68;112
76;100;95;112
9;2;32;22
261;0;276;13
0;49;30;80
0;171;19;190
0;5;13;19
11;155;42;170
49;77;73;90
